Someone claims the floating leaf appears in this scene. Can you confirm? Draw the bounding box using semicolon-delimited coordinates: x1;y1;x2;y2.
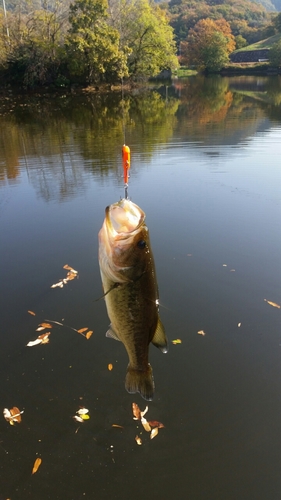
86;330;93;340
39;323;53;329
27;339;43;347
77;328;88;334
237;323;242;328
36;327;45;332
80;414;90;420
148;420;165;429
150;427;159;440
140;406;148;418
77;408;89;415
66;272;77;281
141;417;151;432
108;363;113;371
51;281;64;288
132;403;141;420
112;424;123;429
197;330;206;336
3;407;23;425
63;265;78;274
28;310;36;316
264;299;280;309
230;269;236;272
222;264;227;267
135;435;142;445
32;458;42;475
172;339;182;344
73;415;84;423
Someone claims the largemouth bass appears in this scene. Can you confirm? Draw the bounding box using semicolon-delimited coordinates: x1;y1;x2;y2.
98;199;168;401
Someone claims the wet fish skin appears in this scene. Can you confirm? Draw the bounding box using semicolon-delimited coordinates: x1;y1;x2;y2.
98;199;168;401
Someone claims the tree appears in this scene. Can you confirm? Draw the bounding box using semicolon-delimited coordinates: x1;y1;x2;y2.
66;0;127;83
269;39;281;67
184;18;235;71
108;0;178;79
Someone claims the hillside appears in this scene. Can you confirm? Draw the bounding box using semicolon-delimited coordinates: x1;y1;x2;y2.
234;32;281;52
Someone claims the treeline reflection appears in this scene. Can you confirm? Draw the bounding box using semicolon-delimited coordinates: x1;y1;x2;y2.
1;76;281;200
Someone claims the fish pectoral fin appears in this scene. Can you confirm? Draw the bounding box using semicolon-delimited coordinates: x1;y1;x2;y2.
106;326;121;341
152;318;168;353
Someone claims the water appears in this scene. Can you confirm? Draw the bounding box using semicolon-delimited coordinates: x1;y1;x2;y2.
0;75;281;500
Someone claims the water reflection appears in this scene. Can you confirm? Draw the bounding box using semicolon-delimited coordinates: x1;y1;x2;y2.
1;75;281;201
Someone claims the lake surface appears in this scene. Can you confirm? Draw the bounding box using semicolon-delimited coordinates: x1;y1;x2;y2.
0;75;281;500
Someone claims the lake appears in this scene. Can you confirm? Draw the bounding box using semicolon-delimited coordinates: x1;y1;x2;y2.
0;75;281;500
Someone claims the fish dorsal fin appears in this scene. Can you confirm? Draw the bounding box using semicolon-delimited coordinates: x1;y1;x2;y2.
152;318;168;353
106;326;121;342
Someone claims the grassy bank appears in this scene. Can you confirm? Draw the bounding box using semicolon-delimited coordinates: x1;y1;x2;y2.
234;33;281;53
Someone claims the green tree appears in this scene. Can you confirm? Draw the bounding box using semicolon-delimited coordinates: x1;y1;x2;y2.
201;31;230;71
235;34;247;49
109;0;178;79
269;39;281;67
66;0;127;83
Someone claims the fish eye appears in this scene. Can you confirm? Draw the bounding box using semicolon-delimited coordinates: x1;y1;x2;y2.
137;240;146;249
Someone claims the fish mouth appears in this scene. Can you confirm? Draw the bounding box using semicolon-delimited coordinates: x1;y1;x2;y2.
105;199;145;238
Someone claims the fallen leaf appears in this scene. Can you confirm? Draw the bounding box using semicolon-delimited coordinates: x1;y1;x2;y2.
141;417;151;432
63;265;78;274
73;415;84;423
112;424;124;429
38;332;51;344
150;427;159;440
132;403;141;420
238;323;242;327
172;339;182;344
80;414;90;420
77;408;89;415
148;420;165;429
108;363;113;371
77;328;88;334
197;330;206;336
86;330;93;340
66;272;77;281
222;264;227;267
135;435;142;445
32;458;42;475
141;406;148;418
39;323;53;329
3;407;24;425
264;299;280;309
28;310;36;316
230;269;236;272
27;339;43;347
51;281;64;288
36;327;45;332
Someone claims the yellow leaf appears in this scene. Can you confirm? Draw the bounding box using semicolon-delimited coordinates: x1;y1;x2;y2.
264;299;280;309
150;427;159;440
78;328;88;333
108;363;113;371
86;330;93;339
135;435;142;445
172;339;182;344
80;414;90;420
32;458;42;475
141;417;151;432
28;310;36;316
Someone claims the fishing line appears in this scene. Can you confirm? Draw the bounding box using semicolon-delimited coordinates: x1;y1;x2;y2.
119;0;130;199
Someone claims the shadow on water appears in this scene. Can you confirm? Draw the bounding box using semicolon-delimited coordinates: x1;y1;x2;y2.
0;75;281;500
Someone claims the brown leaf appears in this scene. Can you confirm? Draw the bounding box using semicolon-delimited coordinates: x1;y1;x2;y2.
132;403;141;420
63;264;72;270
86;330;93;340
108;363;113;371
135;435;142;445
78;328;88;334
38;332;51;340
39;323;53;329
32;457;42;475
150;427;159;440
66;272;76;281
264;299;280;309
112;424;124;429
148;420;165;429
28;310;36;316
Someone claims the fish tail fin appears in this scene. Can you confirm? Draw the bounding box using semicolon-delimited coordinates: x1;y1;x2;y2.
125;364;154;401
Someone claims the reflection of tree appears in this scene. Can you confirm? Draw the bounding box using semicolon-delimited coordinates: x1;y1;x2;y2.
0;91;179;200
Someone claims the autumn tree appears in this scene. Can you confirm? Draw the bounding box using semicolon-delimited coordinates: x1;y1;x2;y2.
184;18;236;71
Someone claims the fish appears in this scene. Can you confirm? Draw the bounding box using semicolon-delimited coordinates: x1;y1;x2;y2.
98;198;168;401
